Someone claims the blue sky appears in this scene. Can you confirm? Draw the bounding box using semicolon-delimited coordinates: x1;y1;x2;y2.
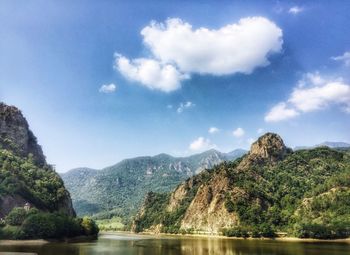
1;0;349;172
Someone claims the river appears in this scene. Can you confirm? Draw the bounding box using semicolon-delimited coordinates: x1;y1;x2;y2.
0;233;349;255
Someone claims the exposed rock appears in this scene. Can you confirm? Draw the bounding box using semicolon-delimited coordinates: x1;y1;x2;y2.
0;102;46;166
238;133;289;169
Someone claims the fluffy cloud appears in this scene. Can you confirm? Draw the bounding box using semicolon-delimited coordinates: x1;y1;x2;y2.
142;17;282;75
265;102;299;122
189;137;216;151
115;17;283;92
114;55;188;92
232;127;245;138
332;51;350;66
208;127;220;134
177;101;195;113
288;6;303;14
265;73;350;122
99;83;116;93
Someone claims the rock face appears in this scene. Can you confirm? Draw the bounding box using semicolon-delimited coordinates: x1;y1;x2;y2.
0;102;75;217
237;133;288;169
0;103;46;166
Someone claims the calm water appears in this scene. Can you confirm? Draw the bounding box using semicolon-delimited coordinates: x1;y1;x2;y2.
0;233;350;255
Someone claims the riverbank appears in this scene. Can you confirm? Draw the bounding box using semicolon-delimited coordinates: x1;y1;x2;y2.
0;235;97;245
100;231;350;243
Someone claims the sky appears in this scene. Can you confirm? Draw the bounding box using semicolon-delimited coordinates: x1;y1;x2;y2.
1;0;349;172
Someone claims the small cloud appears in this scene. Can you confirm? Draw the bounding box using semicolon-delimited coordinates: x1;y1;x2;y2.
167;104;173;109
257;128;264;134
265;102;299;122
189;137;216;152
332;51;350;66
208;127;220;134
288;6;303;14
247;137;255;145
177;101;195;113
232;127;245;138
99;83;117;93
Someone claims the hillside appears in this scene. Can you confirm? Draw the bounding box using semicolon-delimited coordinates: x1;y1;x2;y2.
61;149;246;219
133;133;350;239
0;103;75;217
0;102;99;240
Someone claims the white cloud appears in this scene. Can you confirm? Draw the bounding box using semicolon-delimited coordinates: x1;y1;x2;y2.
257;128;264;134
288;6;303;14
114;54;188;92
232;127;245;138
177;101;195;113
99;83;117;93
115;17;283;92
265;102;299;122
265;73;350;122
189;137;216;152
142;17;282;75
208;127;220;134
167;104;173;109
332;51;350;66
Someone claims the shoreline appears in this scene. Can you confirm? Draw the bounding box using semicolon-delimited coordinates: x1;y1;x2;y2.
0;235;97;245
100;231;350;243
1;232;349;244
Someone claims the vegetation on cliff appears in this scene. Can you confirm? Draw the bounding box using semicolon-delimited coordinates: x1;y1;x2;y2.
0;102;99;239
133;133;350;239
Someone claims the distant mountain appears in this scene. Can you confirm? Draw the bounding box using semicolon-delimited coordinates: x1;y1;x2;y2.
295;141;350;150
61;149;246;218
316;141;350;148
133;133;350;239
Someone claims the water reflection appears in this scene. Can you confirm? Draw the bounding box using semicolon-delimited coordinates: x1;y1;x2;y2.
0;233;349;255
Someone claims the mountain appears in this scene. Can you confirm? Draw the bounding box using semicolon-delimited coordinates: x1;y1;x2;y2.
0;102;75;217
61;149;246;218
294;141;350;150
133;133;350;239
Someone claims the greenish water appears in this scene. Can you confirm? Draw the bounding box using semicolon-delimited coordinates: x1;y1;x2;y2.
0;233;350;255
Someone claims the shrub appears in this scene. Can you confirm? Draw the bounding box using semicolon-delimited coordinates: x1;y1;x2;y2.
21;213;56;239
5;207;27;226
81;217;99;236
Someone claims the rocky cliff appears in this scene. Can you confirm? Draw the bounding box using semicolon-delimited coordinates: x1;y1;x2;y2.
0;103;46;166
133;133;350;237
0;102;75;217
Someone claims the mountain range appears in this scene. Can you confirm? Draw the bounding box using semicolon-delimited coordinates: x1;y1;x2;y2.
61;149;247;218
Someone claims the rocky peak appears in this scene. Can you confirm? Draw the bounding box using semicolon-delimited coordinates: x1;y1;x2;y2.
239;133;288;168
0;102;46;166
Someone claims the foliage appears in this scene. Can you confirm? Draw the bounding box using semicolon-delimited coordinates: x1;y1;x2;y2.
5;207;27;226
0;207;99;239
0;149;70;211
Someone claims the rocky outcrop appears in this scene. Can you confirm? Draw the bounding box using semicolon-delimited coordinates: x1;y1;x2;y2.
237;133;289;169
0;102;46;166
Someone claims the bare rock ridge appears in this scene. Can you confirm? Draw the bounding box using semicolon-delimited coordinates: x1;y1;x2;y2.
0;102;46;166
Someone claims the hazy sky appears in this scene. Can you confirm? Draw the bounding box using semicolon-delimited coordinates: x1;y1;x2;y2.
1;0;349;172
